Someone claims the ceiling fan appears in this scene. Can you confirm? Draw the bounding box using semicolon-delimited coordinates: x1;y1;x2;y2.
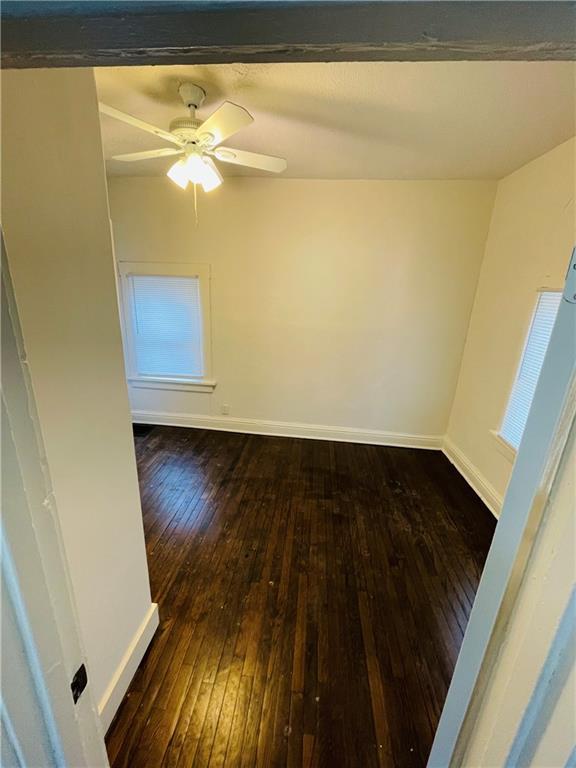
99;82;287;192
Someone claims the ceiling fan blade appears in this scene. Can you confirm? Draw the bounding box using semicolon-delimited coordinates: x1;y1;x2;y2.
197;102;253;147
112;148;184;162
99;103;183;147
212;147;287;173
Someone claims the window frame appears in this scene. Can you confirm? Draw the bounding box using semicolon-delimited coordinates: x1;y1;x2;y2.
117;260;215;392
497;288;562;455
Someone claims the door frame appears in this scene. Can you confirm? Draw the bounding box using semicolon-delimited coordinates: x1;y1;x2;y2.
428;248;576;765
2;250;109;766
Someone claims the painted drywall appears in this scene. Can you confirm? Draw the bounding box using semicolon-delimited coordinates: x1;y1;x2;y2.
108;177;496;441
446;137;576;510
1;68;157;726
463;420;575;766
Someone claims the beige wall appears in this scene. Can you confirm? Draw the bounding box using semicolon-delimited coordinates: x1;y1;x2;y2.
2;68;156;727
108;177;496;442
446;138;576;511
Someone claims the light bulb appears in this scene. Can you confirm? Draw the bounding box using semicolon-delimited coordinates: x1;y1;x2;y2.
166;159;189;189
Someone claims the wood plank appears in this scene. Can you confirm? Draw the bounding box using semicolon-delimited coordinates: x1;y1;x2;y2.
358;591;393;766
106;427;495;768
2;2;575;68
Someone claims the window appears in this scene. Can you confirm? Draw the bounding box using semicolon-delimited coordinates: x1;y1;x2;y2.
118;262;214;391
500;291;561;450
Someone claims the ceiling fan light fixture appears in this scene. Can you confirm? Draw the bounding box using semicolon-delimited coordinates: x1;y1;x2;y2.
166;159;189;189
183;154;223;193
199;157;223;193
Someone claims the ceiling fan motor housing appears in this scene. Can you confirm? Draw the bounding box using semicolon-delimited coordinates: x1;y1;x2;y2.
169;116;202;144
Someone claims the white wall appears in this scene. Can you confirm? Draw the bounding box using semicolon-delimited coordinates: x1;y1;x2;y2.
2;68;158;730
446;138;576;513
108;177;496;444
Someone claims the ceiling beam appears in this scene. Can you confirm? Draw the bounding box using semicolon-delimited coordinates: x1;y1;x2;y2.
2;1;575;69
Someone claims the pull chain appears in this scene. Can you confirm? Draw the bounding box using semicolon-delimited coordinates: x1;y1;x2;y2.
193;183;199;227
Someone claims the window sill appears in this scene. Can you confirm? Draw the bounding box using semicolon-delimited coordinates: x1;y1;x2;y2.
128;377;217;393
490;430;517;463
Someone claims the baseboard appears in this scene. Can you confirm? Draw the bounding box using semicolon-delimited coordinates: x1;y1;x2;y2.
443;437;502;519
98;602;159;732
132;411;498;514
131;410;443;450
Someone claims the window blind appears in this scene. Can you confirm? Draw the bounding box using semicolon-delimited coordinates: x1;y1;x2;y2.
500;291;561;450
130;274;204;378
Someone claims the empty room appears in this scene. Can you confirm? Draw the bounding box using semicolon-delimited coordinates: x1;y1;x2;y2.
2;6;575;767
93;60;574;766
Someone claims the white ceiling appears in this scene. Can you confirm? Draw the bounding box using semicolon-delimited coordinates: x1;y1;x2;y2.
95;62;575;180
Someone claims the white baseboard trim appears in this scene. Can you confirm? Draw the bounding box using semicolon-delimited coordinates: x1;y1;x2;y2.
443;437;502;519
131;410;443;450
98;602;159;732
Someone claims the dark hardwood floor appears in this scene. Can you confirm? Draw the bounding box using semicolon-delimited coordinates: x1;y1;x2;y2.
106;427;496;768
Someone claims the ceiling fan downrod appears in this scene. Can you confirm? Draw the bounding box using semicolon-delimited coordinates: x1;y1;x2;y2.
178;82;206;120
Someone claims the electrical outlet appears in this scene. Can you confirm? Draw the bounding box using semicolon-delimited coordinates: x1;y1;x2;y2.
221;403;230;415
